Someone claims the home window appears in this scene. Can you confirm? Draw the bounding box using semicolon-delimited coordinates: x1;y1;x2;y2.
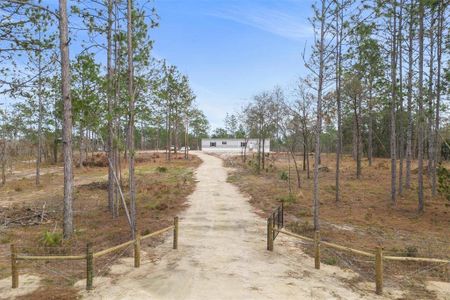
222;141;227;145
240;142;247;147
210;142;216;147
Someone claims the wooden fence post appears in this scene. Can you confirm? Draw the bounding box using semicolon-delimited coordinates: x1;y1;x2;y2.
173;216;178;250
444;263;448;281
11;244;18;289
314;231;320;270
86;242;93;291
375;246;383;295
267;217;274;251
134;233;141;268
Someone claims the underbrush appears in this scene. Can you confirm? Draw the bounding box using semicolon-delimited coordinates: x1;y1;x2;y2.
276;193;297;204
0;152;201;297
437;164;450;201
40;231;63;247
226;152;450;296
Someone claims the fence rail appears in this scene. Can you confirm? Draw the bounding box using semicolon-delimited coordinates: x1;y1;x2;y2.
10;216;179;290
16;254;86;261
267;213;449;296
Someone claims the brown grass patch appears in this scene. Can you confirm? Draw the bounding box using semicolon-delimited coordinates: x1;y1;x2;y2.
226;152;449;296
0;151;201;298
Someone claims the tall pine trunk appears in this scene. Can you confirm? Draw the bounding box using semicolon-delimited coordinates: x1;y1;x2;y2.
36;46;42;186
335;0;342;201
390;1;397;205
313;0;326;231
59;0;74;238
107;0;116;216
417;0;425;212
353;95;362;179
433;0;443;195
427;14;435;178
398;0;404;196
405;0;415;189
127;0;137;237
427;11;436;196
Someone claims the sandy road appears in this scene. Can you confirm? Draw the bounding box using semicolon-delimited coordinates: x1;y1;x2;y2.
83;152;389;300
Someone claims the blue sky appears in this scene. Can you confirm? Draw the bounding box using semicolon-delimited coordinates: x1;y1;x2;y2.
151;0;314;129
2;0;315;130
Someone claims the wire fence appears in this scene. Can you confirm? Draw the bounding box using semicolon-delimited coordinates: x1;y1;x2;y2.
267;215;449;296
8;218;178;293
93;242;134;289
384;259;449;297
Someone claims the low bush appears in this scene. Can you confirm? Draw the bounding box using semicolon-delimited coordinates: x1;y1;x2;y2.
40;231;62;247
324;257;337;265
277;193;297;204
404;245;418;257
279;171;289;181
437;164;450;201
156;166;168;173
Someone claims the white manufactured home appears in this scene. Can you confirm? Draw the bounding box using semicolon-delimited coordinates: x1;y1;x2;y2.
201;138;270;153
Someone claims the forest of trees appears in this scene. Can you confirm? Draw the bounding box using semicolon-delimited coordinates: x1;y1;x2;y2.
0;0;209;238
218;0;449;229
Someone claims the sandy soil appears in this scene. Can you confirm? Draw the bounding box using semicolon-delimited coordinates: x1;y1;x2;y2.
80;152;402;300
0;275;41;299
8;166;63;180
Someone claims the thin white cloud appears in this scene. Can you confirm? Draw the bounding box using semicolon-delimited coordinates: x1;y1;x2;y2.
209;5;313;41
191;82;245;130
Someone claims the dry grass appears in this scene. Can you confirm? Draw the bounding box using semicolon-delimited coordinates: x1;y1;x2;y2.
226;152;449;297
0;151;201;298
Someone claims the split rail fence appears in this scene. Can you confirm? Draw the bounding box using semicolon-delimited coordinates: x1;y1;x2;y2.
266;207;449;296
10;216;179;290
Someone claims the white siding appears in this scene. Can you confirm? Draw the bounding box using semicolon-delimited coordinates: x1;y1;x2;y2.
201;138;270;152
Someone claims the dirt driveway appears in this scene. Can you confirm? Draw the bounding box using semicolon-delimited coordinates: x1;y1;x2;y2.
83;152;396;299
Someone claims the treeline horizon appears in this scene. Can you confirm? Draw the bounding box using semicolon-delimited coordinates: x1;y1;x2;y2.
213;0;449;227
0;0;209;238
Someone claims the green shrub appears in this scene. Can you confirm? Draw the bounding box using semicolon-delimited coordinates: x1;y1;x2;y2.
324;257;337;265
0;232;12;244
280;171;289;181
277;193;297;204
156;166;168;173
250;162;260;173
437;164;450;201
40;231;62;247
404;245;418;257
